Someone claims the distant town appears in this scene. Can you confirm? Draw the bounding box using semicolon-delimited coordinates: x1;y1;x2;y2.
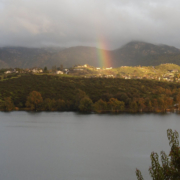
1;63;180;82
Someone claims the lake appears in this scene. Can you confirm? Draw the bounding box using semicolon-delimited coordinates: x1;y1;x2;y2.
0;112;179;180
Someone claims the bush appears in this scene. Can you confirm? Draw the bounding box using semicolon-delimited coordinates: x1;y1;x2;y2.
108;98;124;112
2;97;15;111
93;99;107;113
79;97;93;112
25;91;43;111
136;129;180;180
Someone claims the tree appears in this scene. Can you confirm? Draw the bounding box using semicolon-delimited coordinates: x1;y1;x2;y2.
158;95;170;112
2;97;14;111
129;100;138;112
26;91;43;111
145;98;152;112
93;99;107;113
59;64;63;71
108;98;124;112
176;92;180;110
43;67;48;73
52;65;57;73
152;98;159;112
79;97;93;112
136;129;180;180
137;98;145;112
56;99;65;111
42;98;54;111
74;89;87;110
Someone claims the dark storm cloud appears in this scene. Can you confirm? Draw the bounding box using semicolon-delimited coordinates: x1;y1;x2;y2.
0;0;180;49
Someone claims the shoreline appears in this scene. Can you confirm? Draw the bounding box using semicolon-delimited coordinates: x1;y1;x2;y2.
1;108;179;114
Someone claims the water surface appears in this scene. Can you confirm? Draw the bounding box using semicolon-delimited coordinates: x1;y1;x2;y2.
0;112;179;180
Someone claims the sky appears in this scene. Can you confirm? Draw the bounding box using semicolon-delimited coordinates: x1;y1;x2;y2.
0;0;180;49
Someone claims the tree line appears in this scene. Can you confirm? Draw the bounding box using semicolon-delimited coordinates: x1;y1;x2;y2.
1;90;125;112
1;74;180;112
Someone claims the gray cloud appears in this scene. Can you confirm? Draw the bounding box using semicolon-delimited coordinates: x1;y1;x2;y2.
0;0;180;49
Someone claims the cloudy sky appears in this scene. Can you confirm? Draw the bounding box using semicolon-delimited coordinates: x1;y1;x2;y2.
0;0;180;49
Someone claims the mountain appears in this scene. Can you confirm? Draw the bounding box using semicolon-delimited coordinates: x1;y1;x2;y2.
0;46;108;68
0;47;64;69
1;41;180;69
112;41;180;66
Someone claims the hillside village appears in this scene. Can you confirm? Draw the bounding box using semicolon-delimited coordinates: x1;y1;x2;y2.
1;63;180;82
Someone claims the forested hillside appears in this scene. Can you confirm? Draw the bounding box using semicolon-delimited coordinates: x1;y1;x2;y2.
1;74;180;113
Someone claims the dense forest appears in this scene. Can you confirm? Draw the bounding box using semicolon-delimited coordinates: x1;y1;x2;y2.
1;74;180;113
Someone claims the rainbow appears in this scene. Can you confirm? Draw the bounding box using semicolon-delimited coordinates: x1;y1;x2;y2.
96;39;112;68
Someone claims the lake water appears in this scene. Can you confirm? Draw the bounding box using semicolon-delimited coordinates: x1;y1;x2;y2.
0;112;179;180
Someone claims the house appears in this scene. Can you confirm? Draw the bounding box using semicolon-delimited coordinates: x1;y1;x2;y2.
64;69;69;74
4;70;12;74
105;67;112;70
125;76;131;79
74;69;83;71
77;64;88;68
104;75;114;78
32;68;39;73
168;69;178;73
56;71;63;74
31;68;43;73
77;65;83;68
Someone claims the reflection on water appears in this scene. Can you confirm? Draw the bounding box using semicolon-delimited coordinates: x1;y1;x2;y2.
0;112;179;180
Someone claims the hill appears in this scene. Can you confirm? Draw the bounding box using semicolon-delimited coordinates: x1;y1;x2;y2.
1;74;180;113
1;41;180;68
0;46;108;69
112;41;180;66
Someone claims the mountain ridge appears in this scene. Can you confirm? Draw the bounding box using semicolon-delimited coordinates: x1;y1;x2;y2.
1;41;180;68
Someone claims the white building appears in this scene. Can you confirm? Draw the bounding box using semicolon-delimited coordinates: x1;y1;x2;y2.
4;71;12;74
105;67;112;70
56;71;63;74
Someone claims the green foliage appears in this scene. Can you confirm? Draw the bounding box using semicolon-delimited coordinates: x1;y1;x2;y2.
145;98;152;111
26;91;43;111
93;99;107;113
129;100;138;112
136;129;180;180
108;98;124;112
56;99;66;111
176;93;180;109
1;97;15;111
79;97;93;112
42;98;54;111
0;74;180;112
74;89;87;110
136;169;144;180
43;67;48;73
